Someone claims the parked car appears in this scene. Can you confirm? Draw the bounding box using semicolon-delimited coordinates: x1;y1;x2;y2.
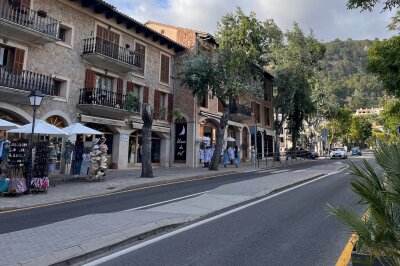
351;147;362;156
290;147;318;159
330;147;347;159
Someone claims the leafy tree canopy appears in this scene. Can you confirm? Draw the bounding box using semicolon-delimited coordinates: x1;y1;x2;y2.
349;115;373;147
367;36;400;97
215;7;283;66
380;99;400;142
347;0;400;11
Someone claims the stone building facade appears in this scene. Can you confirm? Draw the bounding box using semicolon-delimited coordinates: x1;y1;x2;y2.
0;0;185;169
146;21;275;167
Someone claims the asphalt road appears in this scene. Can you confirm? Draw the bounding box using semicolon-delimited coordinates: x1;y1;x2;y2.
0;159;333;234
95;160;367;266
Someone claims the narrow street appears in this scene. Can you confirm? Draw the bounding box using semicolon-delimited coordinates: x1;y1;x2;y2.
87;159;367;266
0;160;331;234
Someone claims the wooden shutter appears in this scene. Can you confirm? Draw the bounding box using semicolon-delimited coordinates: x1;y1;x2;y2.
143;86;149;104
117;78;123;105
21;0;31;8
13;48;24;75
218;99;224;113
126;81;134;93
167;93;173;122
85;69;96;88
160;54;170;84
154;90;160;120
135;43;145;74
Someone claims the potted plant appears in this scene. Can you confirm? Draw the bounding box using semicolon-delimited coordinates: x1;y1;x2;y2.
328;143;400;266
37;10;47;18
160;107;167;120
125;92;139;113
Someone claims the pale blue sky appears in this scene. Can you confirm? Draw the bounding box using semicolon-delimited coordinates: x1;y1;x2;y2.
106;0;396;41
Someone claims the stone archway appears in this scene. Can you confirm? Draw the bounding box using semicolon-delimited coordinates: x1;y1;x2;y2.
0;104;31;124
200;119;219;147
46;115;68;128
41;110;72;127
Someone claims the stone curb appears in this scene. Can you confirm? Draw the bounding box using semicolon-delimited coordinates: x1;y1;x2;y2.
31;170;334;266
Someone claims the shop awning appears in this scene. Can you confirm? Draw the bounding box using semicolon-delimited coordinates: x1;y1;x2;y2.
80;114;126;127
131;122;170;133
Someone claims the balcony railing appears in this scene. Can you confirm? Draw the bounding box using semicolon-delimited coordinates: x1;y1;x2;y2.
83;37;141;68
78;88;141;114
229;103;252;118
0;0;60;39
0;65;55;95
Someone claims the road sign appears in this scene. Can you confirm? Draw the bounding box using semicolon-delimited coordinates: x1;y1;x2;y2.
321;128;329;137
397;125;400;135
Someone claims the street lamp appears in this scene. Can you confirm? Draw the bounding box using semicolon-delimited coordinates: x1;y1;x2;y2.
26;90;44;194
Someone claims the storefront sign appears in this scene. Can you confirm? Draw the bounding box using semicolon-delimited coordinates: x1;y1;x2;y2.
120;135;129;142
175;123;187;161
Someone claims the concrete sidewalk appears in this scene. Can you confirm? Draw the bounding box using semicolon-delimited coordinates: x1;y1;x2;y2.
0;157;314;210
0;161;346;266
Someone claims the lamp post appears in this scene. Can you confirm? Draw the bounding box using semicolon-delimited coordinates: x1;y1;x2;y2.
26;90;44;194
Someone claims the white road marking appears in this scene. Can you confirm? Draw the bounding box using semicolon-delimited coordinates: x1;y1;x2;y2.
270;169;290;174
242;169;260;173
123;190;211;211
292;169;305;173
84;169;344;266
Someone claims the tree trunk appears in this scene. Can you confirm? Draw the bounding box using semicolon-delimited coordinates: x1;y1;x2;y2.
274;130;281;162
291;132;298;158
141;104;154;178
209;104;230;171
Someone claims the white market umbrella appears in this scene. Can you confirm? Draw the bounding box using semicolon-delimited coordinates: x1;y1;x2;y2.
7;119;68;135
62;123;102;135
225;137;236;142
199;136;211;142
0;118;20;130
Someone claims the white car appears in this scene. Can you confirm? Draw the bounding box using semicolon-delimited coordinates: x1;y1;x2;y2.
330;147;347;159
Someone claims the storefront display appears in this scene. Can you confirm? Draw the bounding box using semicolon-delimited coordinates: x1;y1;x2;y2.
1;140;28;195
31;141;50;193
89;137;108;180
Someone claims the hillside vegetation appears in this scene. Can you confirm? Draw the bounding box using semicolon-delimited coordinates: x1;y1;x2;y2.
316;39;385;111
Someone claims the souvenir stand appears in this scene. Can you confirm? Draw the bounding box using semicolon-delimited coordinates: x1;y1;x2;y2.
7;120;68;193
62;123;103;181
0;118;26;195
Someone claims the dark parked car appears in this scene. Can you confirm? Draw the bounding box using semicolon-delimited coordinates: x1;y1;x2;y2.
351;147;362;156
289;147;318;159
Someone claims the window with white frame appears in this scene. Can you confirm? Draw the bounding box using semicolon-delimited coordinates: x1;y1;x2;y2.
57;22;74;48
52;76;69;99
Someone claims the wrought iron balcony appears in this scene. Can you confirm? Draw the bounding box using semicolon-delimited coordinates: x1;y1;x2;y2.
0;0;60;44
78;88;141;119
0;65;55;96
82;37;141;73
229;103;252;121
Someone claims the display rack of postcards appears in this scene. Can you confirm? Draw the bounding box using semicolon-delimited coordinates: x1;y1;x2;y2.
31;141;50;193
3;140;28;195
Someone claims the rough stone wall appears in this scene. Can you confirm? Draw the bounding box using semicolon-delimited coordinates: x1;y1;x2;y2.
176;29;197;49
12;0;177;125
22;0;95;124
